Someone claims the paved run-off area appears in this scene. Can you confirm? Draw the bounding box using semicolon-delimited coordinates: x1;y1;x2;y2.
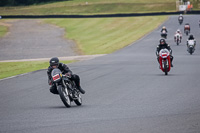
0;19;80;61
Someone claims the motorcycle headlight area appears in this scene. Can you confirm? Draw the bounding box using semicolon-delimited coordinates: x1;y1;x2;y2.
53;74;61;82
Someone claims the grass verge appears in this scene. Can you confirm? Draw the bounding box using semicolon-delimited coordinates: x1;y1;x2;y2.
0;0;178;15
0;16;168;79
0;60;75;79
45;16;168;54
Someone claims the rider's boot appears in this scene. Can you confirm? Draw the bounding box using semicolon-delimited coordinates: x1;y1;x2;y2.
77;86;85;94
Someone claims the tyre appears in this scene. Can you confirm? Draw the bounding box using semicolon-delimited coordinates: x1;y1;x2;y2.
186;31;189;36
164;60;168;75
189;48;193;55
177;40;179;45
74;93;82;106
57;85;71;108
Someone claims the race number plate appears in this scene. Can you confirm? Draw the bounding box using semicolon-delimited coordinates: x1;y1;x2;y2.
53;74;60;81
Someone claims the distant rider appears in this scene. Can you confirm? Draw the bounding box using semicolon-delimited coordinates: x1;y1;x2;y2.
47;57;85;95
178;14;184;22
187;34;196;48
199;20;200;28
161;26;168;33
184;23;190;33
174;29;182;43
156;39;173;67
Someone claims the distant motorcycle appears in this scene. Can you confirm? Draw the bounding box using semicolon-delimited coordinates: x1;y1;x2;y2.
178;18;183;25
51;68;82;107
199;21;200;28
174;33;181;45
161;30;167;39
184;24;190;36
159;49;171;75
187;40;195;55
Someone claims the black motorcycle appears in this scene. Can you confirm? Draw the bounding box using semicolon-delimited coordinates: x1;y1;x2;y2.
51;68;82;107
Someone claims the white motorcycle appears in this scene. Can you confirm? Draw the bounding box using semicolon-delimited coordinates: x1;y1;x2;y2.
187;40;195;55
174;33;181;45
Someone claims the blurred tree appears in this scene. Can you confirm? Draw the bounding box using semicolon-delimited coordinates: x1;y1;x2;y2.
0;0;68;6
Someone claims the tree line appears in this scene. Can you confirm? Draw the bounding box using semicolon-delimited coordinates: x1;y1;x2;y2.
0;0;68;6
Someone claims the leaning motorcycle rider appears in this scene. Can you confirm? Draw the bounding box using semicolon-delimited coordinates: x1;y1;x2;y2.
47;57;85;94
156;39;174;67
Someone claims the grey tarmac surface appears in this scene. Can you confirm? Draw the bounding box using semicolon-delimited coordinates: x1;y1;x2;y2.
0;15;200;133
0;19;78;61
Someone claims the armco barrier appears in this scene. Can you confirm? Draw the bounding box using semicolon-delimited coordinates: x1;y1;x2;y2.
1;10;199;19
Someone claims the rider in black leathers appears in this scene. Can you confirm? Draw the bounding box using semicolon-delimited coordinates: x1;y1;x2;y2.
156;39;173;67
186;34;196;48
178;14;184;22
161;26;168;33
47;57;85;94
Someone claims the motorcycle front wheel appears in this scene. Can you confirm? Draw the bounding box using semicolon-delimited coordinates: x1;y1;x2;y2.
164;60;168;75
74;93;82;106
58;85;71;108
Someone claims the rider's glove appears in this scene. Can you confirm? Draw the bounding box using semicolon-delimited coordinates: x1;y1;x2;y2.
65;72;72;78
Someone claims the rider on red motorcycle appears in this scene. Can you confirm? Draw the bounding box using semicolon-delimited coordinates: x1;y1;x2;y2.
184;23;190;33
156;39;173;67
47;57;85;95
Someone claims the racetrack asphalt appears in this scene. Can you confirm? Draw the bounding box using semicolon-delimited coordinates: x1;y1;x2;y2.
0;19;79;61
0;15;200;133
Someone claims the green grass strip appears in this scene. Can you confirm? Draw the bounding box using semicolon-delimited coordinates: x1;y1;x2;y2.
0;60;75;79
0;0;178;15
45;16;168;55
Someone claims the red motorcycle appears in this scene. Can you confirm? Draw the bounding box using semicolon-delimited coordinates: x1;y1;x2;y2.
159;49;171;75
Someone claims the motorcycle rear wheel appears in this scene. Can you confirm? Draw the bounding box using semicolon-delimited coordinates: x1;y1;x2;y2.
177;41;179;45
186;31;189;36
189;48;193;55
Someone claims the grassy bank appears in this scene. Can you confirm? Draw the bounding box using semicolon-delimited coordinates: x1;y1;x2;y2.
0;0;171;79
45;16;168;55
0;60;75;79
0;0;177;15
0;16;168;79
